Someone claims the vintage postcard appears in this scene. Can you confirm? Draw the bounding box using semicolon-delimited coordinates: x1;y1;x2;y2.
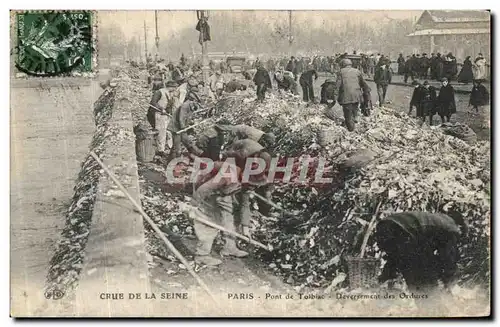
10;9;491;317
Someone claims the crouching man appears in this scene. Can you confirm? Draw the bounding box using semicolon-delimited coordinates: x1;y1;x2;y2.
374;211;468;293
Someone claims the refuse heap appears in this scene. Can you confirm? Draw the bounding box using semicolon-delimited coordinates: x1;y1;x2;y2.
122;68;490;291
213;91;491;290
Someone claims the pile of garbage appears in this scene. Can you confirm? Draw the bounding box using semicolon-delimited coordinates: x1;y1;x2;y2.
212;92;491;290
46;87;117;294
120;68;489;291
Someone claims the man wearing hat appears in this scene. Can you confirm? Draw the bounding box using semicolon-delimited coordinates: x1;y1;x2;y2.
436;77;456;124
167;96;205;160
335;58;369;131
253;63;272;102
420;53;430;79
299;64;319;103
419;80;437;124
148;80;181;157
374;58;392;107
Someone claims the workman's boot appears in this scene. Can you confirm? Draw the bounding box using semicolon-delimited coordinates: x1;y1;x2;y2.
220;239;249;258
195;255;222;267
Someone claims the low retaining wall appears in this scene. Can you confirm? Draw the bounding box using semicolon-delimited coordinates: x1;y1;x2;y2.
45;77;152;316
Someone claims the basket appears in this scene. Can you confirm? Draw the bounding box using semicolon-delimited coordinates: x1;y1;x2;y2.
346;256;380;289
135;130;157;163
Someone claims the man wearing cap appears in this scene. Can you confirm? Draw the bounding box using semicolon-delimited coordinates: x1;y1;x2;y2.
320;78;337;108
374;58;392;107
253;63;272;102
419;80;437;124
335;58;370;132
436;77;456;124
216;124;276;150
375;211;467;292
299;64;319;103
420;53;430;79
409;80;422;117
148;80;181;157
167;98;205;160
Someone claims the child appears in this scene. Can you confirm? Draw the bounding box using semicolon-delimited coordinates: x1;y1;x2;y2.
436;77;456;123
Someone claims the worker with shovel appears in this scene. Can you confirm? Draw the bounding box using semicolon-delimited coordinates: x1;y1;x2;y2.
191;159;269;266
148;80;181;159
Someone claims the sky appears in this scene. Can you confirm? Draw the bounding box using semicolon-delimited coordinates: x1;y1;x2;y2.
99;10;424;43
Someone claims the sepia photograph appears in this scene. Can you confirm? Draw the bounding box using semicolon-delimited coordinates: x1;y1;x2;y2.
9;9;491;318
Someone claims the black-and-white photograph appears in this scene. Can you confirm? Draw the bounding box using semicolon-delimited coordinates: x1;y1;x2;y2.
10;9;491;317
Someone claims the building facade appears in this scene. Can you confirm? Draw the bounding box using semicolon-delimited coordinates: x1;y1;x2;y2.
407;10;490;62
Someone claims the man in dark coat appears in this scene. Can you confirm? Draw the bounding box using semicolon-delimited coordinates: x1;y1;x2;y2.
458;56;474;84
404;55;414;84
374;58;392;107
414;54;422;78
299;64;318;103
436;77;456;123
409;81;422;116
320;78;336;108
419;80;437;125
375;211;467;292
285;56;296;73
469;80;490;113
397;53;405;75
421;53;430;79
436;53;444;81
430;53;437;80
335;59;369;131
253;63;272;102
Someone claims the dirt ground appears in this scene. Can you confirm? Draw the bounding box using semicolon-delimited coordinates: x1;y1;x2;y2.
10;78;104;316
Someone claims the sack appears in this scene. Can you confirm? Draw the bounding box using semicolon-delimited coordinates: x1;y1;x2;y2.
441;123;477;144
337;149;377;170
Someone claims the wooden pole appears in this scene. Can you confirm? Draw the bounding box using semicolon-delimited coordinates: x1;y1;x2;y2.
155;10;160;61
359;201;382;258
184;205;271;251
89;151;217;302
144;21;148;62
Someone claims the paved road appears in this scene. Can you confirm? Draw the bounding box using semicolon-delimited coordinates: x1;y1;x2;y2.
10;78;104;316
292;74;490;141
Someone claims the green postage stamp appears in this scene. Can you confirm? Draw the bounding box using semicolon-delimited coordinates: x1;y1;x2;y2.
14;11;95;77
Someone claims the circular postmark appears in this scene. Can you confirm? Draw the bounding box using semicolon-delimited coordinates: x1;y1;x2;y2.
15;11;93;77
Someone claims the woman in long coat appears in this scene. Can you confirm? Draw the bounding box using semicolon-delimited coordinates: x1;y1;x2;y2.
436;77;456;123
473;54;487;81
458;56;474;84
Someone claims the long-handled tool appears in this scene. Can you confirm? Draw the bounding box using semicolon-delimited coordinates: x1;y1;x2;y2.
89;151;217;303
248;191;297;217
182;203;272;251
174;119;214;135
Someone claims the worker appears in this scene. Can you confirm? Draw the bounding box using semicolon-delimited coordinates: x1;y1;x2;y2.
191;160;245;266
335;58;369;131
409;81;422;117
223;138;273;218
253;63;272;102
167;99;204;160
193;119;231;161
208;71;224;99
320;78;336;108
375;211;468;292
299;64;318;103
275;71;298;95
215;124;276;149
148;80;181;157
